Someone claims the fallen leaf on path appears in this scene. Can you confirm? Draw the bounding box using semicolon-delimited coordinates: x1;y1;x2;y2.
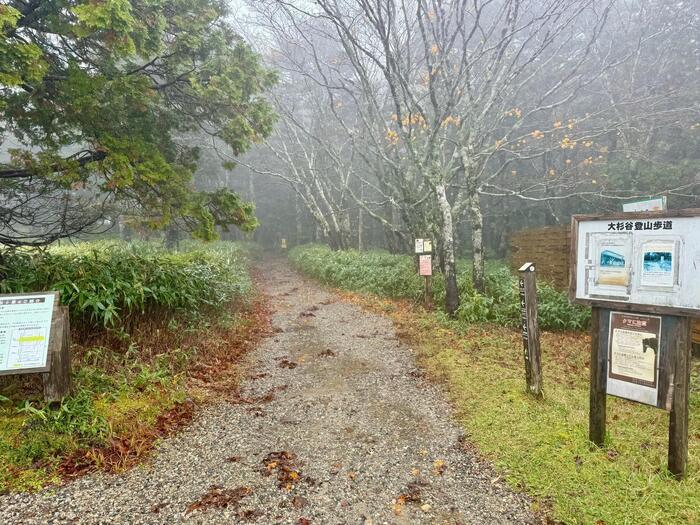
292;495;308;509
261;451;305;490
240;509;262;521
186;485;252;513
433;459;447;475
398;480;425;504
150;502;167;513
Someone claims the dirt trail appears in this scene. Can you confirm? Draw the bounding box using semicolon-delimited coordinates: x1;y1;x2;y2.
0;257;535;525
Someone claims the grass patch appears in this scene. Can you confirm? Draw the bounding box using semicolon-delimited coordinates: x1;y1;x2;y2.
0;241;267;494
335;290;699;525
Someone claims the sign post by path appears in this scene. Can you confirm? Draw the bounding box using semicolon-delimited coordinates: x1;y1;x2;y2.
0;292;71;403
518;263;542;397
570;209;700;479
415;239;433;310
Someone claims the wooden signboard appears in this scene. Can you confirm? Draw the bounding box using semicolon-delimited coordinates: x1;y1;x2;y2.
622;196;667;213
571;209;698;479
0;292;58;375
415;240;434;309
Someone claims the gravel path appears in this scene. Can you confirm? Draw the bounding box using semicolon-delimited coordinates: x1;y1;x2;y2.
0;258;535;525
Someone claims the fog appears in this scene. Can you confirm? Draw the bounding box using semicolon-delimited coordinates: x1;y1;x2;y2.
210;1;698;277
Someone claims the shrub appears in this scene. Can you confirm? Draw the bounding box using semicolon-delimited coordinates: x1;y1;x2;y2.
289;244;589;331
0;241;251;329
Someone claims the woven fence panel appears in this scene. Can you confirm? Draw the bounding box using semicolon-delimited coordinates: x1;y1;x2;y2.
508;225;571;290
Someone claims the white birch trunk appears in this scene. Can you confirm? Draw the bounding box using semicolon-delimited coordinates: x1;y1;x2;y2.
460;146;486;294
435;183;459;316
468;190;485;294
358;183;364;250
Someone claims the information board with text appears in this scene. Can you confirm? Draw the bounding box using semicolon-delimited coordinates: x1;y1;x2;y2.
0;292;57;374
607;311;661;407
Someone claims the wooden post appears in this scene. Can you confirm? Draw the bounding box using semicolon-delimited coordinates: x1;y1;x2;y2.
589;307;606;447
668;316;691;479
424;275;433;310
518;263;542;397
43;306;71;404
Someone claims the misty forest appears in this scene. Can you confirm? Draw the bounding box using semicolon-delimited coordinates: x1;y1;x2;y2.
0;1;699;524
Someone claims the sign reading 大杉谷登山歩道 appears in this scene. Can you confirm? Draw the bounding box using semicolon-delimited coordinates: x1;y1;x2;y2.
570;210;700;315
0;292;57;375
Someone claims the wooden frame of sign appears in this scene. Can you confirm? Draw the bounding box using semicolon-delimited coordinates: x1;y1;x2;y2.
570;209;699;479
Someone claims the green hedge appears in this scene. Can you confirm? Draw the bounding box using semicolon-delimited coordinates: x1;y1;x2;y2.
0;241;251;328
289;244;589;331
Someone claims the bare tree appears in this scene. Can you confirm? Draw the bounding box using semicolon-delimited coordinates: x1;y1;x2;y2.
241;0;699;314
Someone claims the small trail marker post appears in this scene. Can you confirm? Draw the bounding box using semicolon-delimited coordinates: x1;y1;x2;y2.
518;263;542;397
0;292;71;403
571;209;700;479
415;239;433;309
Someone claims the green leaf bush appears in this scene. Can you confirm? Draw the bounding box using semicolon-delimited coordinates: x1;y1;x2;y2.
289;244;589;331
0;241;251;329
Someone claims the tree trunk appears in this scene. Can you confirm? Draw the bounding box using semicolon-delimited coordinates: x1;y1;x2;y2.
461;146;485;294
358;183;364;250
165;223;179;250
468;190;485;293
295;193;303;245
435;183;459;316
